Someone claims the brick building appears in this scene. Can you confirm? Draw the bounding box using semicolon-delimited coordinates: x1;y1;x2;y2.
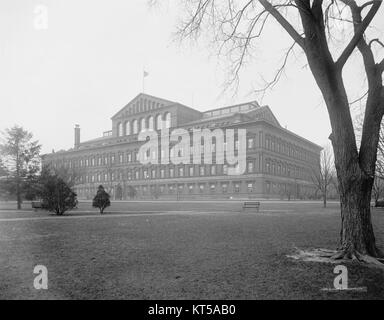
42;93;321;200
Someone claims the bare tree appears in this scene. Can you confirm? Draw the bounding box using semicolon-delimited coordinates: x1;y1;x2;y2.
312;145;335;207
169;0;384;261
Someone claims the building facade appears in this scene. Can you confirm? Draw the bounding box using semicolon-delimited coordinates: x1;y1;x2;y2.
42;93;322;200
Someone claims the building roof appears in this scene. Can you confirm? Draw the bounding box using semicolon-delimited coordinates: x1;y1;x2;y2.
111;93;199;120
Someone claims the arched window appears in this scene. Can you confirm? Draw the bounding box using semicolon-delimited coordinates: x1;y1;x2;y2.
125;121;130;135
165;112;171;128
156;114;163;130
117;122;123;137
140;118;146;132
133;119;138;134
148;116;154;130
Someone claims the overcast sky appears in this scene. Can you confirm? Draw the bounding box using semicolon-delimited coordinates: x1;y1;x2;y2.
1;0;383;154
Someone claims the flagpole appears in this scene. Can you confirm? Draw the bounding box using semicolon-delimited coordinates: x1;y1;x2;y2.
142;68;145;93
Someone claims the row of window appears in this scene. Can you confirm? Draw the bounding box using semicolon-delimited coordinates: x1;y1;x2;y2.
75;163;258;184
76;181;255;196
51;137;257;169
73;157;311;184
265;180;315;196
264;133;317;163
117;112;171;136
265;158;311;181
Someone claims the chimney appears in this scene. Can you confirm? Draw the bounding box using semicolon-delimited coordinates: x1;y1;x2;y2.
74;124;80;148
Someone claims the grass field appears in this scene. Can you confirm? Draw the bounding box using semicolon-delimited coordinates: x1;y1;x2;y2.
0;200;384;299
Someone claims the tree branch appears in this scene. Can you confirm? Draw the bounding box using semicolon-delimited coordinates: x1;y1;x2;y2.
336;0;382;69
258;0;305;49
369;38;384;48
379;58;384;73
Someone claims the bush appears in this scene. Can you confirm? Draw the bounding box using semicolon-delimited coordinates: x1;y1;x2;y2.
92;185;111;213
38;173;78;215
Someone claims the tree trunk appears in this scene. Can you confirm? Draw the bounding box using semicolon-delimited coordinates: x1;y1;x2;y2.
323;193;326;208
16;183;21;210
339;173;379;257
304;44;380;257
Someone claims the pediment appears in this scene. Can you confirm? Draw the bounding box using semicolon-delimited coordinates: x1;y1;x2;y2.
111;93;176;120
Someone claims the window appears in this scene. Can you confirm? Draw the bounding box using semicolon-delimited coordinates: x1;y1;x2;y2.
247;162;254;173
125;121;130;135
135;171;139;180
148;116;154;130
189;166;194;176
169;168;174;178
143;170;149;179
199;166;205;176
222;183;228;193
234;183;240;193
247;182;253;193
223;165;228;175
179;167;184;177
188;184;194;193
156;114;163;130
210;184;216;193
151;169;156;178
160;169;165;178
247;138;254;149
165;112;171;128
211;165;216;175
199;184;205;193
140;118;146;132
117;122;123;137
119;154;123;163
133;120;138;134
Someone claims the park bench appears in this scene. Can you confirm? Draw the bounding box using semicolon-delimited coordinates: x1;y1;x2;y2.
242;201;260;212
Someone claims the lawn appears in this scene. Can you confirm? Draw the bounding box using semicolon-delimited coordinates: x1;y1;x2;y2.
0;201;384;299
